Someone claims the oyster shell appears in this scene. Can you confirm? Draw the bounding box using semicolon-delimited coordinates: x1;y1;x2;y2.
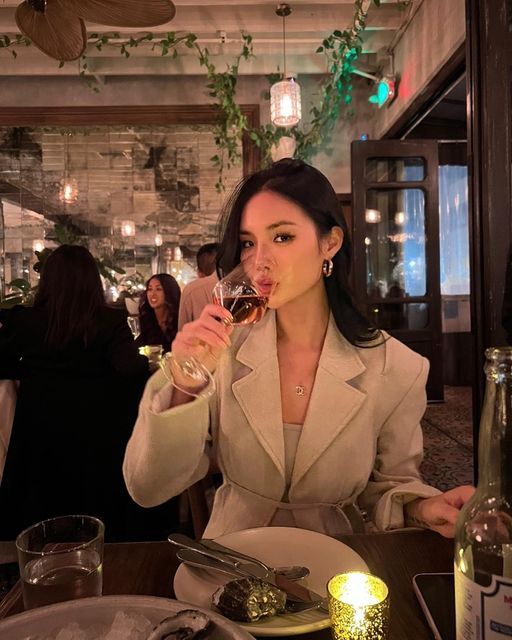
212;577;286;622
147;609;211;640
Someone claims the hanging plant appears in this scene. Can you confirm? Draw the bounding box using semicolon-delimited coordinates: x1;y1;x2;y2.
0;0;384;190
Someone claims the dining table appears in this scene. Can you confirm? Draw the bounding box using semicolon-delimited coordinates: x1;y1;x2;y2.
0;528;453;639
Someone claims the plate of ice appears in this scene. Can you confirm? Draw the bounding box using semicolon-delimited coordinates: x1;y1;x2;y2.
0;595;255;640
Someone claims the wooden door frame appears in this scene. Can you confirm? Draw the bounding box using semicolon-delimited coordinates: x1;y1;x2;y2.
351;139;443;401
466;0;512;474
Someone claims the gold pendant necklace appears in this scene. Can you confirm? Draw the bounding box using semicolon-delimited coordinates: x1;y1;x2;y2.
295;385;306;397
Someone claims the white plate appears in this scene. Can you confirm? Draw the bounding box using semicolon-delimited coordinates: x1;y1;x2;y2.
173;527;369;636
0;594;255;640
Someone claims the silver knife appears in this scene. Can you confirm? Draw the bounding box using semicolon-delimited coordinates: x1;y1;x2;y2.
177;548;328;611
199;538;272;575
168;533;268;579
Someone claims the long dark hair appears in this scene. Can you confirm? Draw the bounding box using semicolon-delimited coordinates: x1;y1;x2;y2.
34;244;106;347
216;158;379;346
138;273;181;351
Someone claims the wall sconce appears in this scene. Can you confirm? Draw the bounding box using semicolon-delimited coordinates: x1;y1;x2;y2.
365;209;381;224
154;233;163;247
270;4;301;127
32;239;45;253
121;220;136;237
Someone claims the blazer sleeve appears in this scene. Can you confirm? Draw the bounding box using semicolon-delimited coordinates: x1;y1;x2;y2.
358;355;441;530
122;368;211;507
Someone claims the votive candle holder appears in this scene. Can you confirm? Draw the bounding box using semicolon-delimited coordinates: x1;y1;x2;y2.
327;571;389;640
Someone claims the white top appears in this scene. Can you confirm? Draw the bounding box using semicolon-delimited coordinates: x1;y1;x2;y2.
270;423;303;527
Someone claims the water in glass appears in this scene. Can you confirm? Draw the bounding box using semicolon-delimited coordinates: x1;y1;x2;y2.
21;548;102;609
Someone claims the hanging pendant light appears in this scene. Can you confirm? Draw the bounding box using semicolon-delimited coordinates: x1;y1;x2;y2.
270;4;301;128
121;220;136;237
59;132;78;204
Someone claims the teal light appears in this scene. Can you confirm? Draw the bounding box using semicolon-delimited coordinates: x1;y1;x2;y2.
368;77;395;108
376;80;389;107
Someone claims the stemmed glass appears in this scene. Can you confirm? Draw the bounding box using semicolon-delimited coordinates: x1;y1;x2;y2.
212;260;273;326
161;258;275;397
127;315;140;340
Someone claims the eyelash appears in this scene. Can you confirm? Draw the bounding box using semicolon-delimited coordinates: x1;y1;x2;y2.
240;233;294;248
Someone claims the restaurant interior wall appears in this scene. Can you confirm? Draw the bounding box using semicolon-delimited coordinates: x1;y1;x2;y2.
0;74;375;195
373;0;466;139
0;74;375;294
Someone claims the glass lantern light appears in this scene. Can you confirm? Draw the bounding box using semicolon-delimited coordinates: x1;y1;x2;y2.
59;132;78;204
270;78;302;127
270;4;301;128
120;220;136;237
59;177;79;204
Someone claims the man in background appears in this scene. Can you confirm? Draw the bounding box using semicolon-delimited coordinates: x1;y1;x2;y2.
196;242;218;279
178;242;219;329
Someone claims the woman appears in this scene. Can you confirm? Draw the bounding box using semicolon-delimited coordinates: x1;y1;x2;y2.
137;273;181;353
0;245;150;541
123;159;473;539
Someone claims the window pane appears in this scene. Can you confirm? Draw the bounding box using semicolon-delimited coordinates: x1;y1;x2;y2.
367;302;430;330
364;188;426;297
439;165;469;295
365;157;425;182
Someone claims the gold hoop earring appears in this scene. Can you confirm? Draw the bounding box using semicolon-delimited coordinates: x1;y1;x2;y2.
322;259;333;278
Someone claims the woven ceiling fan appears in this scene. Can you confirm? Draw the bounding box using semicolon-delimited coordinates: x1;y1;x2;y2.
15;0;176;62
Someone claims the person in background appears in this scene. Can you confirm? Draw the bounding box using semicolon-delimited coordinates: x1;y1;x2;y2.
0;245;150;542
178;243;219;329
137;273;181;353
196;242;219;278
124;159;473;540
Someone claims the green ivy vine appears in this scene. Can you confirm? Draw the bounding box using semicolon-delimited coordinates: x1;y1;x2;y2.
0;0;384;191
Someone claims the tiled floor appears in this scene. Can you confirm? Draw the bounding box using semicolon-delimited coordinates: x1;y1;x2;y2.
420;386;474;491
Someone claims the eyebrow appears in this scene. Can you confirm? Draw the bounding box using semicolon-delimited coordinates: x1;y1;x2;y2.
240;220;298;234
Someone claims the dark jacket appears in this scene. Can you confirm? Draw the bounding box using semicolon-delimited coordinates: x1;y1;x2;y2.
0;304;163;541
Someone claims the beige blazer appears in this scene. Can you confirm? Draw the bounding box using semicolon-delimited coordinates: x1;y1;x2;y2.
123;312;440;538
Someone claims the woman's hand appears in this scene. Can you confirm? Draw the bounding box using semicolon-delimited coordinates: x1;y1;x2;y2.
169;304;233;389
405;485;475;538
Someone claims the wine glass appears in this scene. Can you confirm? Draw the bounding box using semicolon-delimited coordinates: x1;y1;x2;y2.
127;315;140;340
160;258;274;397
212;259;274;326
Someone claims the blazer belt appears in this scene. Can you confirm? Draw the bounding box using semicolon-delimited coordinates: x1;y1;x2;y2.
226;480;366;534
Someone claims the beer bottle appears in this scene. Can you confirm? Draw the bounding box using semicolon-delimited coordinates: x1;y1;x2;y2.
455;347;512;638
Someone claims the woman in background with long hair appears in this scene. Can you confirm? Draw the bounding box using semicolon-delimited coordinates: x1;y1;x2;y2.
137;273;181;353
0;245;150;541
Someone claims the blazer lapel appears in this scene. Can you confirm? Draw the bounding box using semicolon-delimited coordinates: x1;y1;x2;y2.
232;312;286;477
291;317;367;488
